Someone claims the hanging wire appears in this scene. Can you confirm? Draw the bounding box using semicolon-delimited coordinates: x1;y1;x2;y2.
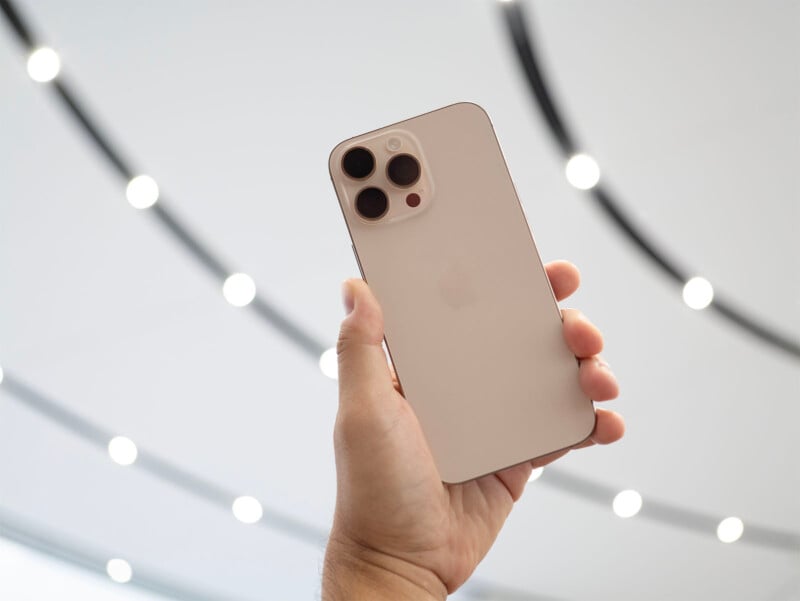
1;1;798;598
0;0;326;358
3;370;798;554
0;507;255;601
4;369;796;601
499;0;800;361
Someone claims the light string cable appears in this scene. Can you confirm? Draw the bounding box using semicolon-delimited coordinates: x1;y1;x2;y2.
3;373;798;601
0;0;324;357
0;506;256;601
0;1;798;598
499;0;800;361
0;372;567;601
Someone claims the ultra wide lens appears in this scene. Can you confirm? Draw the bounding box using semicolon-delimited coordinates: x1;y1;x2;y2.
387;154;420;187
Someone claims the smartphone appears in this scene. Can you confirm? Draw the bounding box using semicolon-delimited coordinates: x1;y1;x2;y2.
329;102;595;483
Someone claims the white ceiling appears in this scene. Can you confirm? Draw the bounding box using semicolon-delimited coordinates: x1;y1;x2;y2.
1;1;798;600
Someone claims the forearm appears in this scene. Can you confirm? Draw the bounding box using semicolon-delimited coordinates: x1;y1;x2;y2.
322;535;447;601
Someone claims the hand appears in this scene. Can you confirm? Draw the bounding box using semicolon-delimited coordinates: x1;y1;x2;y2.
322;261;624;600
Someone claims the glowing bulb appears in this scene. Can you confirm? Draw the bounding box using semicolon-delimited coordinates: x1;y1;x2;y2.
0;364;4;384
528;467;544;482
27;47;61;82
319;347;338;379
108;436;138;466
717;517;744;543
683;276;714;310
106;558;132;583
223;273;256;307
565;154;600;190
612;489;642;518
125;175;159;209
232;495;263;524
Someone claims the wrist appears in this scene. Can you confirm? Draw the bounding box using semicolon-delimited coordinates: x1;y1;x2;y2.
322;531;447;601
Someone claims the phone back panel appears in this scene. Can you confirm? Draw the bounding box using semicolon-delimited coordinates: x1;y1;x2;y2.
329;102;595;483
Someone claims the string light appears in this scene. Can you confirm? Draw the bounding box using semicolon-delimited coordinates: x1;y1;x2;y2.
717;517;744;543
319;347;338;379
0;4;797;599
565;153;600;190
26;46;60;82
125;175;159;209
500;0;800;359
612;489;642;518
683;276;714;310
222;273;256;307
528;466;544;482
232;495;263;524
106;558;133;583
107;436;138;466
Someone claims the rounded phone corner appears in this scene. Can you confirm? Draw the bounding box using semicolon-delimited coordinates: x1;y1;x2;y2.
573;404;599;449
328;140;348;180
449;101;492;124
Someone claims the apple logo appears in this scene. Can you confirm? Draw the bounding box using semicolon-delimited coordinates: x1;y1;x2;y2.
438;259;478;309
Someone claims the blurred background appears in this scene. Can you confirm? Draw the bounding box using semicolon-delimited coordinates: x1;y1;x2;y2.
1;1;798;599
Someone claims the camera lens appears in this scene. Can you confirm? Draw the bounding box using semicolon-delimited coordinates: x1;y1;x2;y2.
355;187;388;220
342;147;375;179
387;154;420;187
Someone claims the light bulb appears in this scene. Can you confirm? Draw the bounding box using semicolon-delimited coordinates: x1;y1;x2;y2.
612;489;642;518
717;517;744;543
528;467;544;482
683;276;714;310
0;364;4;384
106;558;132;583
565;154;600;190
223;273;256;307
125;175;159;209
27;47;61;82
108;436;138;466
319;347;338;379
232;495;263;524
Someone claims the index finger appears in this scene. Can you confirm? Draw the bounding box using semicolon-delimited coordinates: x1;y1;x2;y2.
545;260;580;301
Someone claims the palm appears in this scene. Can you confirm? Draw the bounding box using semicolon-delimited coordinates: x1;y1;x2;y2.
335;383;542;591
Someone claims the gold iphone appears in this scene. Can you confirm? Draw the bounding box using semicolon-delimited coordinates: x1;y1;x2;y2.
329;102;595;483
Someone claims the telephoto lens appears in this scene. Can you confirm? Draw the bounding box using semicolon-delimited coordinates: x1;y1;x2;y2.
387;154;420;187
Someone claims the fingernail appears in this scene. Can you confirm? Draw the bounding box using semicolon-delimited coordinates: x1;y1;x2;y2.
342;280;355;315
596;358;611;370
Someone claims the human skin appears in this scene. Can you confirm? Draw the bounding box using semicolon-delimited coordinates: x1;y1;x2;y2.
322;261;624;600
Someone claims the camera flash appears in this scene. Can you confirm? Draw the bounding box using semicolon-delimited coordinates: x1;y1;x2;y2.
387;137;402;151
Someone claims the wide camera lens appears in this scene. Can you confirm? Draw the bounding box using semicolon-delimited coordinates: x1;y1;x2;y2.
387;154;420;187
342;147;375;179
356;187;388;219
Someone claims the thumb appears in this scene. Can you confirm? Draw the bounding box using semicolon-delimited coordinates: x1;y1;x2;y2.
337;279;396;411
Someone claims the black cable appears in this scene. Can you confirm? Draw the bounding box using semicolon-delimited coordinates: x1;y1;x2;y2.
1;372;329;548
0;0;327;358
0;0;798;596
500;0;800;360
3;370;798;556
0;508;256;601
1;369;567;601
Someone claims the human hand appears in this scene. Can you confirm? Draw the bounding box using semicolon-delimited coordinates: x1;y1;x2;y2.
322;261;623;600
